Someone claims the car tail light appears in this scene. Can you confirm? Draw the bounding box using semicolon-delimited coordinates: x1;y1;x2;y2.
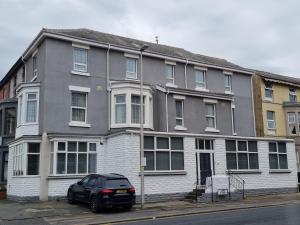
129;186;135;193
100;189;113;194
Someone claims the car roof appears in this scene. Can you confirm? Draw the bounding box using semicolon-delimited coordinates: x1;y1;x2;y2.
89;173;126;179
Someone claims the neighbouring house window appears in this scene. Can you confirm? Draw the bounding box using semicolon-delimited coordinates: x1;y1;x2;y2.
131;95;145;124
144;136;184;171
265;83;273;100
226;140;259;170
269;142;288;169
205;103;216;128
3;152;8;181
115;95;126;124
126;58;137;79
287;112;296;135
298;112;300;132
232;107;236;134
33;56;37;78
71;92;87;123
166;64;175;84
195;138;214;150
73;48;88;72
12;142;40;176
195;70;206;89
4;108;16;135
289;88;297;102
26;93;38;123
175;100;184;126
267;111;276;130
55;141;97;175
17;95;22;126
224;74;232;92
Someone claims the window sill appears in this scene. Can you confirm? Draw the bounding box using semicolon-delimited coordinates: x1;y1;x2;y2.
71;70;90;77
125;76;138;81
12;175;40;178
166;83;178;88
48;175;86;180
19;122;39;126
233;132;237;136
195;87;209;92
226;170;262;174
269;169;292;174
111;124;153;129
264;98;273;102
267;129;276;135
205;127;220;133
140;171;187;176
174;125;187;131
69;122;91;128
225;90;234;95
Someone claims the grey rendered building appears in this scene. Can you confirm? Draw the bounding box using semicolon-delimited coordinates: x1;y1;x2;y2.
5;29;298;201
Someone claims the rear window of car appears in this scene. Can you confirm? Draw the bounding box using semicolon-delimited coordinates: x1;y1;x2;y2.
105;179;131;188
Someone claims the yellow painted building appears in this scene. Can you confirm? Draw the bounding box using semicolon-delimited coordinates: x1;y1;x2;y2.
253;71;300;172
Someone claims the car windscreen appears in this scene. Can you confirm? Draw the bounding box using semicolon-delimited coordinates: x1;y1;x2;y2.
105;179;131;189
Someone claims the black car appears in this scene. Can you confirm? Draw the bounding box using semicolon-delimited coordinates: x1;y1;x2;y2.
67;173;136;212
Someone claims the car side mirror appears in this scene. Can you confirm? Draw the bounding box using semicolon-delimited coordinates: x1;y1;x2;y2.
77;181;83;185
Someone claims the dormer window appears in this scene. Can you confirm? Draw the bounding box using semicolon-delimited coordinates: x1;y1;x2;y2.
289;88;297;102
265;82;273;101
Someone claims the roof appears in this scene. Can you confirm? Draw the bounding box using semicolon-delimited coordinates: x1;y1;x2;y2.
255;70;300;86
43;28;251;73
0;57;23;88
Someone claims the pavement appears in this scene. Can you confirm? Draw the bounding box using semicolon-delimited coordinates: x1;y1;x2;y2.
0;193;300;225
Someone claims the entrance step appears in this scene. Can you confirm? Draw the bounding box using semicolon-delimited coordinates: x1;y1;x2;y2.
184;188;205;202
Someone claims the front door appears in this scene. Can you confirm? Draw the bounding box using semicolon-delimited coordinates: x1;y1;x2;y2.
196;153;213;185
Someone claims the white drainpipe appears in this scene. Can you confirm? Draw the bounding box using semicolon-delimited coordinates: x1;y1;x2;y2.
107;44;111;131
166;89;169;132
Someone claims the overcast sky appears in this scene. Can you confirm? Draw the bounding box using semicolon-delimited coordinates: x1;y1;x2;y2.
1;0;300;78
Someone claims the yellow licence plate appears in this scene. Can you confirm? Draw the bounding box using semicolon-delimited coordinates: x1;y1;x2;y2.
116;189;127;194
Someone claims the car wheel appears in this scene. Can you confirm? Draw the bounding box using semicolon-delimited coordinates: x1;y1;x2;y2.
67;190;76;204
90;196;101;213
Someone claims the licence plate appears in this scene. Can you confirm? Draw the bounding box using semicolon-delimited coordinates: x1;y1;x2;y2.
116;189;127;194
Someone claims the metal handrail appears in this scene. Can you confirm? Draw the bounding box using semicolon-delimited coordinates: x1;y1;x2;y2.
227;170;245;199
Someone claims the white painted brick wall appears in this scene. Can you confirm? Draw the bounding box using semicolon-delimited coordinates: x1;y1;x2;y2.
48;179;81;197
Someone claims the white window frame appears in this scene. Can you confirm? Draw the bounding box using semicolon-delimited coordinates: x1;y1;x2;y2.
195;69;207;90
224;73;232;93
69;86;90;127
32;55;37;80
126;57;138;80
287;112;297;135
267;110;276;131
73;47;88;73
50;140;98;176
25;92;38;123
264;83;273;101
115;94;127;124
268;142;288;170
144;136;184;172
165;63;175;86
175;99;184;127
110;84;153;129
11;141;41;177
205;103;217;129
225;139;259;171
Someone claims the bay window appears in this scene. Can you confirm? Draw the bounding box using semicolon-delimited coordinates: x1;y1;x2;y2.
111;86;153;128
52;141;97;175
12;142;40;176
144;136;184;171
26;93;37;123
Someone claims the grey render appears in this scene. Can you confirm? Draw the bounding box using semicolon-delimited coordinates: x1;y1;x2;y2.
20;29;255;137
